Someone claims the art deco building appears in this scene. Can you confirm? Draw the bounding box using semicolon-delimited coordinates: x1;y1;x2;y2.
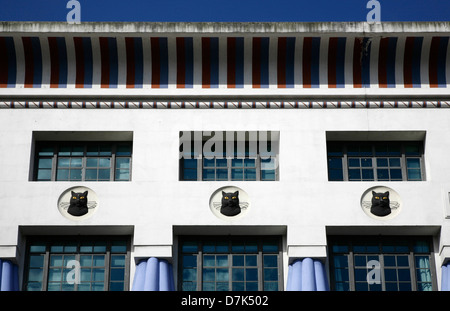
0;21;449;291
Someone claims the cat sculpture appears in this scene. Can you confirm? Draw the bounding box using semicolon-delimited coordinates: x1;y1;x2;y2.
370;191;391;217
67;191;89;216
220;191;241;216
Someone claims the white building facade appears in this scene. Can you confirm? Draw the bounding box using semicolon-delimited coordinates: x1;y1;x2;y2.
0;21;450;291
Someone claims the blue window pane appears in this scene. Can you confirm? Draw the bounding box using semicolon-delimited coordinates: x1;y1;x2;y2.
116;169;130;181
264;268;278;281
29;255;44;267
99;145;112;156
354;255;367;267
384;256;396;267
216;269;228;281
361;158;372;167
183;255;197;268
405;144;421;156
334;269;349;282
183;169;197;180
37;169;52;180
72;146;84;156
182;242;198;253
329;169;343;181
28;268;43;282
183;282;197;291
111;241;127;253
232;255;244;266
377;169;389;180
216;169;228;180
58;158;70;167
398;269;411;281
203;268;215;281
231;169;243;180
203;169;215;180
70;169;82;181
203;255;215;267
98;169;110;180
38;158;52;169
245;255;257;266
333;255;348;268
56;169;69;180
38;147;54;156
217;256;228;267
389;158;401;167
85;169;97;180
110;268;123;281
244;159;256;167
264;282;278;291
244;169;256;180
384;269;397;282
58;146;71;156
216;158;227;167
245;268;258;281
183;159;197;169
232;282;245;291
328;158;343;169
203;158;215;167
261;170;275;181
183;269;197;281
86;158;98;167
99;158;111;167
361;169;374;180
111;255;125;267
116;144;132;156
348;158;360;167
408;169;422;181
263;255;278;267
354;269;367;282
110;282;124;291
246;282;258;291
390;169;402;180
407;158;421;169
232;268;244;281
71;158;83;167
231;159;243;167
377;158;388;167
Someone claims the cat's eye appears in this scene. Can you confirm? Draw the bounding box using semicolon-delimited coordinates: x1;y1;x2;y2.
72;196;77;199
224;196;229;199
80;197;85;199
232;197;236;199
382;197;387;199
375;197;380;199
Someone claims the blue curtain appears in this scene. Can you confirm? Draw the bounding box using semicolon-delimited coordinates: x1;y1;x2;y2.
286;258;329;291
132;257;175;291
442;262;450;291
0;259;19;291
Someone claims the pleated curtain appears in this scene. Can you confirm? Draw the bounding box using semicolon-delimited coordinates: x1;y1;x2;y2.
132;257;175;291
286;258;329;291
0;259;19;291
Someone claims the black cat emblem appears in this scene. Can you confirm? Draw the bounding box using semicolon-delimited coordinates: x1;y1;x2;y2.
362;191;399;217
212;191;249;217
59;191;97;217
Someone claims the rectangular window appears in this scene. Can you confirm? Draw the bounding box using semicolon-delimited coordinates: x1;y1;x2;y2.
24;236;130;291
34;142;132;181
179;236;282;291
179;131;279;181
327;141;424;181
328;236;436;291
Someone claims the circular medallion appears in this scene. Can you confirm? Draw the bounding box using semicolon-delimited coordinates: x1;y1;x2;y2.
209;186;250;220
361;186;402;220
58;186;98;220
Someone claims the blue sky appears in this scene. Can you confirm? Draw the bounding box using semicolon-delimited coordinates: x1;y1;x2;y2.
0;0;448;22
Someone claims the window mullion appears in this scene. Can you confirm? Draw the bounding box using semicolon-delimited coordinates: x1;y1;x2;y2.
343;144;349;181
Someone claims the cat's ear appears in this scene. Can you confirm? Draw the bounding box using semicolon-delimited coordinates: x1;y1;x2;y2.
71;191;75;195
83;191;88;196
233;191;239;196
384;191;389;197
372;191;376;195
222;191;226;196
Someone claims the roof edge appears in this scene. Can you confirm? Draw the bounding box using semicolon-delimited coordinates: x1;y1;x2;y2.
1;21;449;35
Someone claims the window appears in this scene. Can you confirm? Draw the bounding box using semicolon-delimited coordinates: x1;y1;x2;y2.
24;236;130;291
327;141;424;181
328;236;436;291
179;237;282;291
179;131;279;181
34;142;132;181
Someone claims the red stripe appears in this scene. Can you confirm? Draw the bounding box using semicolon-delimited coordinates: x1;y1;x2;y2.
302;37;312;88
202;37;211;88
100;37;110;88
125;37;135;88
352;38;362;88
227;37;236;88
22;37;34;88
0;37;7;87
328;37;337;88
176;37;186;88
429;37;440;88
378;37;388;88
48;37;59;88
74;37;85;88
151;37;160;88
403;37;414;88
252;37;261;88
277;37;287;88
